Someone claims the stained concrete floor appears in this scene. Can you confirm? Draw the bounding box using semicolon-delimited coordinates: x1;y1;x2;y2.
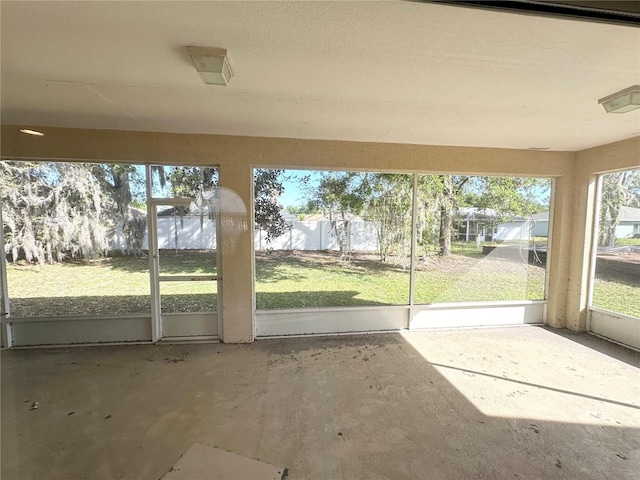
1;325;639;480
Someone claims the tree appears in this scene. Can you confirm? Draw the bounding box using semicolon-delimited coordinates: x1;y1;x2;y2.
253;169;288;242
361;173;413;263
1;161;111;264
92;163;147;255
301;170;555;262
305;172;413;263
599;169;640;247
285;203;320;220
415;175;549;257
414;175;442;259
471;176;549;219
166;166;217;198
308;172;368;259
2;162;290;263
162;166;288;242
436;175;470;256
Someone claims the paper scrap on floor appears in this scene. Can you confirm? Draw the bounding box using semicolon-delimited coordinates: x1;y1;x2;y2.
162;442;287;480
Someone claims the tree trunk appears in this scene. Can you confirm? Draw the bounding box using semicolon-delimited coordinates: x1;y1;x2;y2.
607;215;617;247
439;204;452;256
438;175;455;256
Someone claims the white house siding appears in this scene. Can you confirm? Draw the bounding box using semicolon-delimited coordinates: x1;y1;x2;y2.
494;222;532;242
517;219;638;239
615;223;635;239
525;206;640;239
531;221;549;238
497;219;638;240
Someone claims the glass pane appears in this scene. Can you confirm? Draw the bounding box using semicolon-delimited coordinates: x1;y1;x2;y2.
254;169;411;309
591;169;640;318
2;161;150;317
6;254;151;317
160;281;217;313
157;208;217;276
413;175;551;304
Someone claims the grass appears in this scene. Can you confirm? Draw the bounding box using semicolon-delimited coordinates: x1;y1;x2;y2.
615;238;640;247
5;249;638;318
592;275;640;318
255;250;546;308
6;250;217;316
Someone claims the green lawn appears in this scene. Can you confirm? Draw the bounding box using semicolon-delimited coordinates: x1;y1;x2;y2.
6;250;216;316
592;273;640;318
5;249;638;318
615;238;640;247
255;251;545;308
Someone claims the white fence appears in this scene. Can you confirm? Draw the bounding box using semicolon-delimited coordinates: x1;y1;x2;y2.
112;217;380;252
256;220;379;251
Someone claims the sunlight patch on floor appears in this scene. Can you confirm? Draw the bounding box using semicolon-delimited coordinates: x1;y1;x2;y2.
402;327;640;427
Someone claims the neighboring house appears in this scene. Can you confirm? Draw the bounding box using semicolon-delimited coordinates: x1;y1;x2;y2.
602;205;640;239
454;207;499;242
493;211;548;242
494;206;640;241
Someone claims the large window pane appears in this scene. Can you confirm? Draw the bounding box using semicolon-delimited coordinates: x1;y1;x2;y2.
413;175;551;304
591;169;640;318
152;165;220;277
1;161;150;317
254;169;412;309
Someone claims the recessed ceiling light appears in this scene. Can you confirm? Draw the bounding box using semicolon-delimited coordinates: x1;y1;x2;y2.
187;46;233;86
598;85;640;113
20;128;44;136
528;147;550;151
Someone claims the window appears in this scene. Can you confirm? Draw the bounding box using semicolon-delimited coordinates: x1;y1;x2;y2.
253;169;552;311
1;161;150;317
590;169;640;318
254;169;412;309
412;175;551;304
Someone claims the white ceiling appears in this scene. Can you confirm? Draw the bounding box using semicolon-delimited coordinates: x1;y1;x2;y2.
1;1;639;151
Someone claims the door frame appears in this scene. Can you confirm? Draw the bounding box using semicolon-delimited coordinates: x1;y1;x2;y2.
147;192;221;342
0;204;12;348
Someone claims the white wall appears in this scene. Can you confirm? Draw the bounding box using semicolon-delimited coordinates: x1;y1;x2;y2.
616;223;635;239
256;220;379;251
113;217;380;252
517;220;637;240
112;216;216;250
494;221;532;242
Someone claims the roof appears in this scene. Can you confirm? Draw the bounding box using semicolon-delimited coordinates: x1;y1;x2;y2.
457;207;500;221
619;206;640;221
1;2;638;151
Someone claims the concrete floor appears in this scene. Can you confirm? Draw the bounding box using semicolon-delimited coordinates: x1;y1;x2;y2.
1;325;639;480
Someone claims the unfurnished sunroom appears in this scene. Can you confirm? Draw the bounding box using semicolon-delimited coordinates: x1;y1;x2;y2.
0;2;638;349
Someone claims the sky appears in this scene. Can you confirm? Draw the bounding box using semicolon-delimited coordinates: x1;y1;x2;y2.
278;169;321;208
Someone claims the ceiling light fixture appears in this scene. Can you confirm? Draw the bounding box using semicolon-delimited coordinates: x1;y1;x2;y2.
598;85;640;113
187;47;233;86
20;128;44;136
